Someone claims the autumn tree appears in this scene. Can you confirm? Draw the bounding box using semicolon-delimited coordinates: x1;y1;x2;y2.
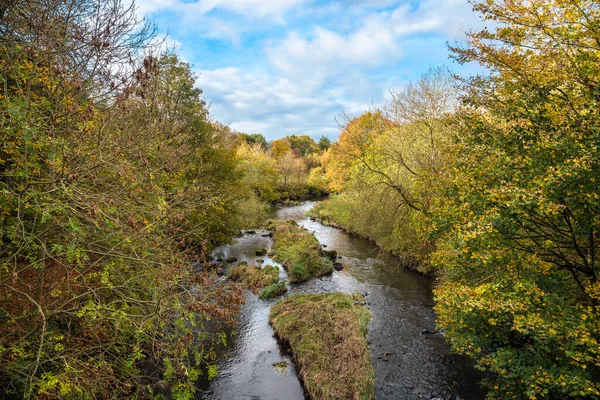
432;1;600;398
324;111;388;192
270;138;292;159
236;142;279;202
277;150;305;190
0;1;245;398
363;67;457;215
287;134;320;157
314;71;456;264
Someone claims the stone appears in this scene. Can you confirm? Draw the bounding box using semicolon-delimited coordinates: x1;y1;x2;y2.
321;249;338;260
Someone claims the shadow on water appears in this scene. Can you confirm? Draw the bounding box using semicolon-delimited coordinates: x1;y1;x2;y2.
197;202;486;400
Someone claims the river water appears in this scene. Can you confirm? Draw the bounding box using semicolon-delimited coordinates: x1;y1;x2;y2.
198;202;485;400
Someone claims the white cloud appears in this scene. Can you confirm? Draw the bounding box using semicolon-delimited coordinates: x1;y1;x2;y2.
266;0;480;81
181;0;484;140
230;120;271;133
194;0;308;18
196;67;357;140
267;22;402;78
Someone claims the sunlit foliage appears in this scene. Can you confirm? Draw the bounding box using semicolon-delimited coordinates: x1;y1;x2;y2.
432;0;600;397
0;1;246;397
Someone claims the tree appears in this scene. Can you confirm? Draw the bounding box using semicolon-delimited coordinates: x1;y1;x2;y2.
287;134;320;157
238;132;267;149
270;138;292;159
277;151;299;189
432;1;600;397
236;142;279;202
318;136;332;151
324;111;388;192
317;71;456;264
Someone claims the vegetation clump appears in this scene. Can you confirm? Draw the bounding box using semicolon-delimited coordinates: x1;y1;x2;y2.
228;265;280;294
269;293;374;400
271;222;333;283
259;281;288;300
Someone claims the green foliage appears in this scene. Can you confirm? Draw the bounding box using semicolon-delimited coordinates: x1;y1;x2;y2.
311;192;423;269
314;69;455;271
306;166;328;196
0;2;246;397
269;293;374;400
236;141;280;202
238;133;267;149
271;222;333;283
429;1;600;398
236;192;270;229
318;135;332;151
234;134;329;203
286;134;320;157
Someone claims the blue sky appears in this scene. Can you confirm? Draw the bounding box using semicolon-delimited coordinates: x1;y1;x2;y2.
138;0;484;141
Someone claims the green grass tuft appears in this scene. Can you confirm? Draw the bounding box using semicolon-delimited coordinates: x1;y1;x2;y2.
228;264;279;294
259;281;288;300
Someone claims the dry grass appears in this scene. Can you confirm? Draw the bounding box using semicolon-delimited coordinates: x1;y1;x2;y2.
269;293;374;400
228;264;279;294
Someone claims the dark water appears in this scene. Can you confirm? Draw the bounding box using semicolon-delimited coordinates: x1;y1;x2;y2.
199;202;485;400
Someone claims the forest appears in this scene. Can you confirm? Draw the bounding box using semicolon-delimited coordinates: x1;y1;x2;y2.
0;0;598;399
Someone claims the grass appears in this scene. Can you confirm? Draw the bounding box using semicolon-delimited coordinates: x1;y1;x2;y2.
228;264;279;294
259;281;287;299
269;293;374;400
270;221;333;283
309;197;356;234
310;197;424;272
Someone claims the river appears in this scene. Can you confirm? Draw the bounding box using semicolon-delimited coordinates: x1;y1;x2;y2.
198;201;485;400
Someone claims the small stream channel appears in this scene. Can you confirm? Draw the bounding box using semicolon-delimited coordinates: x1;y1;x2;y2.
198;201;485;400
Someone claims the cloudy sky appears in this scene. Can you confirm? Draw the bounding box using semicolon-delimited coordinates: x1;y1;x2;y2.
139;0;484;141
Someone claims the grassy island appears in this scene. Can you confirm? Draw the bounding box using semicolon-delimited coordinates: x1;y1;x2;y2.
270;221;333;283
269;293;374;400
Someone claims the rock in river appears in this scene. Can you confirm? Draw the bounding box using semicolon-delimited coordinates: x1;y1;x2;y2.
321;249;337;261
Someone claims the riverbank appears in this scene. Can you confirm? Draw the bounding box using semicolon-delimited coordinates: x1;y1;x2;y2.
270;293;374;399
309;199;425;273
